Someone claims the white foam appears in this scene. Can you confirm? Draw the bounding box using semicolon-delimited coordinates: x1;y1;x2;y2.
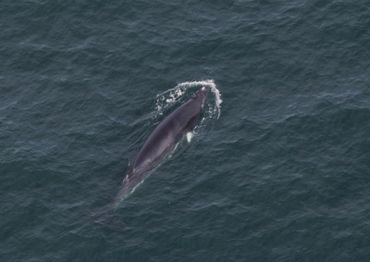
155;79;222;119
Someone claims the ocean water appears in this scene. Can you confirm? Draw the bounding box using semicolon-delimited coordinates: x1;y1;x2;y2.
1;0;370;261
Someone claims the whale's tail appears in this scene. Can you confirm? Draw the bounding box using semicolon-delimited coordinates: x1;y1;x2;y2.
89;174;134;226
89;174;133;226
89;200;127;230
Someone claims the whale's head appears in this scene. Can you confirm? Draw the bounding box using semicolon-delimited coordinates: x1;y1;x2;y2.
193;86;210;108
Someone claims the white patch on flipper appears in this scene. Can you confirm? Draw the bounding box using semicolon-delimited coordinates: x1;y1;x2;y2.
186;132;193;143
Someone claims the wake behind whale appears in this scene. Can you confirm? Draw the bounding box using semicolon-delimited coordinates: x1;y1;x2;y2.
114;80;222;206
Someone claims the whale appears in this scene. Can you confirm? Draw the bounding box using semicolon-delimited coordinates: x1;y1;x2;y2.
116;86;209;202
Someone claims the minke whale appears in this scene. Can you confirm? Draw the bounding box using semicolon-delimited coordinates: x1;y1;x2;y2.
116;86;209;202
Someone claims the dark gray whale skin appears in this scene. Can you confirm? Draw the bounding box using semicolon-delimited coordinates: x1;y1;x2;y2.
117;87;209;201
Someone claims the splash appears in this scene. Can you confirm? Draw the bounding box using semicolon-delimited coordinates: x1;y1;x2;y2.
155;79;222;119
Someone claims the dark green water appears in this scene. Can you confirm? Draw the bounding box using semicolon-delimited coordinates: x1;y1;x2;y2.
1;1;370;261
